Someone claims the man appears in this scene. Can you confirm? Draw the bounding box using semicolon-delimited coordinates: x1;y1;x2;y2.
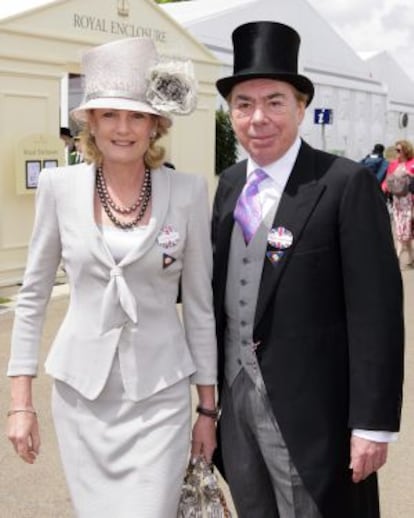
212;21;404;518
360;143;388;184
69;134;84;164
60;127;76;165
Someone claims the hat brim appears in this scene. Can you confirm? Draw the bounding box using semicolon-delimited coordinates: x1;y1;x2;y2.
216;72;314;106
71;97;172;127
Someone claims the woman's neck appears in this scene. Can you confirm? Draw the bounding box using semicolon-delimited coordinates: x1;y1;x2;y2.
101;161;146;185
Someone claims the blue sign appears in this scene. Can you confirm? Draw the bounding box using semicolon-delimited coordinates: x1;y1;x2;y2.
314;108;333;125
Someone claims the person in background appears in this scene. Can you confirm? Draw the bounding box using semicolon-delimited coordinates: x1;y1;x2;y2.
7;37;217;518
382;139;414;268
69;134;84;164
212;21;404;518
60;126;76;165
360;143;388;184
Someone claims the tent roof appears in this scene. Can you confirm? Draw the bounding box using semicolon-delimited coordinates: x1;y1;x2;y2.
362;51;414;106
162;0;378;84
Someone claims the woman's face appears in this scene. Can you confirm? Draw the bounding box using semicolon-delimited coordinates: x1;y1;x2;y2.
395;143;407;162
89;109;156;167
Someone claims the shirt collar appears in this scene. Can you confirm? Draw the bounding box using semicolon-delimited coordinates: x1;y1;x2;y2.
247;136;302;191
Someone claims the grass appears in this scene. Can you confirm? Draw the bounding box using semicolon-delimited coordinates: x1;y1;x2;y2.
0;297;11;304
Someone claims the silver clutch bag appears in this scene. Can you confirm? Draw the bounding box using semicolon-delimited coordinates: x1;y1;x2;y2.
177;457;232;518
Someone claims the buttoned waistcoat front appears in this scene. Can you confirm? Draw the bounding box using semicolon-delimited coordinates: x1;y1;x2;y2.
8;163;217;401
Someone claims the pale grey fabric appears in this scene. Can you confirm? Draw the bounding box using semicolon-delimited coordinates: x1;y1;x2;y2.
222;209;321;517
8;165;217;400
224;221;269;386
221;370;322;518
52;353;191;518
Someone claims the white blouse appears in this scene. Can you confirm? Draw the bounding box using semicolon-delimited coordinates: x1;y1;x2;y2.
99;223;152;263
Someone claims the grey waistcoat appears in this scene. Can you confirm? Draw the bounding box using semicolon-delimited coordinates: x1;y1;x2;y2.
224;222;270;387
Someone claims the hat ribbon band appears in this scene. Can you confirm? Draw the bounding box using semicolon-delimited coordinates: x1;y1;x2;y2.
85;89;145;103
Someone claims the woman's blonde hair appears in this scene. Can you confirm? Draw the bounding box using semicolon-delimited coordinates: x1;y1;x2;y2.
77;112;170;169
395;139;414;161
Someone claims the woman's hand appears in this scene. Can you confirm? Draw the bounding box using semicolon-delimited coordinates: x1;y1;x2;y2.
191;415;217;464
7;411;40;464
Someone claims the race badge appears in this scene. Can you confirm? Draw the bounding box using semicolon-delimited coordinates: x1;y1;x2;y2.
266;250;285;266
163;253;176;269
157;224;180;249
267;227;293;250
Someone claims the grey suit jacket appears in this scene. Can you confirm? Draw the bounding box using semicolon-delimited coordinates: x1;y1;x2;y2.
8;163;217;400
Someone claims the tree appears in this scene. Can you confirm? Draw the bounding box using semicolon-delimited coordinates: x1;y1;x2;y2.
215;107;237;175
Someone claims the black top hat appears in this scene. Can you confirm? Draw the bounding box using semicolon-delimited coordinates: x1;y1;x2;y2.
216;21;314;105
60;127;73;138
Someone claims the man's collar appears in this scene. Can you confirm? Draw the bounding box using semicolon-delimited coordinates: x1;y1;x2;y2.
247;136;302;189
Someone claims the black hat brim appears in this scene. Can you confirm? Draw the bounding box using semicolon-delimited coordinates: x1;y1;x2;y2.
216;72;314;106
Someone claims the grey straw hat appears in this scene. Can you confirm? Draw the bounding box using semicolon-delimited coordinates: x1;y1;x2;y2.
71;37;198;125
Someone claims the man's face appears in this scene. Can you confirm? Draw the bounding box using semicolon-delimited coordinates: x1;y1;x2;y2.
229;78;306;166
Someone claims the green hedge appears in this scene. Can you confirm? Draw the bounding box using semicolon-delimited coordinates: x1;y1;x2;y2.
215;108;237;175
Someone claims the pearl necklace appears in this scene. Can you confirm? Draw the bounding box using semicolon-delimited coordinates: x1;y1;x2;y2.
96;166;152;229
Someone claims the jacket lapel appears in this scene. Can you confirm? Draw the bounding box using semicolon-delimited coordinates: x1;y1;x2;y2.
119;166;170;266
82;165;170;268
254;143;326;328
75;163;115;268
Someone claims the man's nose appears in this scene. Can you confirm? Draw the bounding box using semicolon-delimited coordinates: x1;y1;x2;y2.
251;104;267;123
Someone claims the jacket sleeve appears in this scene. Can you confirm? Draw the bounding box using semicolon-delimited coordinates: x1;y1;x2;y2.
338;166;404;431
181;176;217;385
7;169;62;376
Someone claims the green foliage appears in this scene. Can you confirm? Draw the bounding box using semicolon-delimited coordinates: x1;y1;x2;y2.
215;108;237;175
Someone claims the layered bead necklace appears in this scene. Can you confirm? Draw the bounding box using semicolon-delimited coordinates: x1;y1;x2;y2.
96;166;152;230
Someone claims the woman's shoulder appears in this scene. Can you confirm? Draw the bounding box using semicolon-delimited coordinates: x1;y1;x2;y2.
406;158;414;173
44;162;93;181
37;163;94;195
159;165;207;188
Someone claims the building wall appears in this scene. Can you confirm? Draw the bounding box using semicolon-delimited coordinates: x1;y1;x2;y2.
0;0;220;287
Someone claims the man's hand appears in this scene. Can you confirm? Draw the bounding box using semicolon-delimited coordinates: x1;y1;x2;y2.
350;435;388;483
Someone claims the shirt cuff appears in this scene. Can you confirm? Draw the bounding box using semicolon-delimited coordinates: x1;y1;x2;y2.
352;429;399;443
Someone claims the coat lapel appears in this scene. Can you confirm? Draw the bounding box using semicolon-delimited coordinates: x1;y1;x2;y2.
119;166;170;266
254;143;326;328
81;165;170;268
76;163;115;268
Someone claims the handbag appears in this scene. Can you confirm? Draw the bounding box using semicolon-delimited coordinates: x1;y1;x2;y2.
177;457;232;518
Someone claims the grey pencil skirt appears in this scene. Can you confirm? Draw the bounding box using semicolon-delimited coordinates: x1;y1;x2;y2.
51;355;191;518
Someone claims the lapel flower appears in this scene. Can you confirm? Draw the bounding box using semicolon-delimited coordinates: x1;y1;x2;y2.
146;58;198;115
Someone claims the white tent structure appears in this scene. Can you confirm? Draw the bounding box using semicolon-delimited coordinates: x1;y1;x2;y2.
362;51;414;146
163;0;414;159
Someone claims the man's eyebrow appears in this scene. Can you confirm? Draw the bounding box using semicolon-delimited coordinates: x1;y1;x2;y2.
233;92;286;101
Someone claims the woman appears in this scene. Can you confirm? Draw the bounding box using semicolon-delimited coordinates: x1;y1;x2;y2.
7;38;218;517
382;139;414;268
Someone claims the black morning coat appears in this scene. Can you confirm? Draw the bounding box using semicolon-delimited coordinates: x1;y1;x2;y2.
212;140;404;518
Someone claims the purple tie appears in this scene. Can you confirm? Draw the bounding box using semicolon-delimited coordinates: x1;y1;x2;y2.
234;168;268;244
